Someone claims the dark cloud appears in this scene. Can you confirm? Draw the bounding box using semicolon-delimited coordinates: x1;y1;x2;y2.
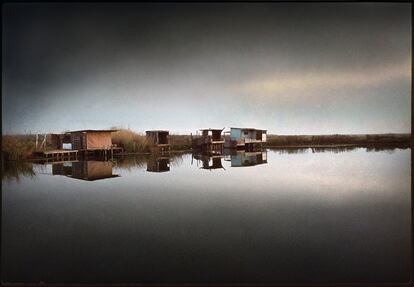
2;3;411;134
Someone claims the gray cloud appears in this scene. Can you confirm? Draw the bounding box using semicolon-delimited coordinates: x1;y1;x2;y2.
2;3;411;134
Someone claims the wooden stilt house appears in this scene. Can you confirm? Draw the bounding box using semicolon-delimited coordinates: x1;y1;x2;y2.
146;130;171;152
224;128;267;150
191;128;225;151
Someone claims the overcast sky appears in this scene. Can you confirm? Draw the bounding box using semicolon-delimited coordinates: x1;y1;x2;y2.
2;3;411;135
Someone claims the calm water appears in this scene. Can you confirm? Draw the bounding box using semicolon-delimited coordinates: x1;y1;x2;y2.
1;148;411;284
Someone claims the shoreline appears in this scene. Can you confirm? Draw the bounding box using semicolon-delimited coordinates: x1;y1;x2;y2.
5;144;411;163
23;149;194;162
2;133;411;162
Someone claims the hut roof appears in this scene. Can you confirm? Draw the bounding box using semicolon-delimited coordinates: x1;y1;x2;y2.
145;130;169;133
65;129;119;134
230;127;267;132
199;128;225;131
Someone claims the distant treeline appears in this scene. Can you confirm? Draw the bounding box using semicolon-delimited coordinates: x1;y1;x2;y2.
1;130;411;161
265;133;412;147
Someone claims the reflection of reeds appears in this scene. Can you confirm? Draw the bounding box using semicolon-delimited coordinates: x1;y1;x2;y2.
2;160;36;182
365;146;399;153
114;154;150;171
113;153;187;170
269;148;309;155
169;153;185;167
269;145;407;154
311;146;360;154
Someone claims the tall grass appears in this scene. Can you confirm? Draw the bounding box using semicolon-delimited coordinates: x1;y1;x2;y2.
2;134;57;160
111;129;192;153
2;134;37;160
169;135;192;150
111;129;150;153
265;133;411;147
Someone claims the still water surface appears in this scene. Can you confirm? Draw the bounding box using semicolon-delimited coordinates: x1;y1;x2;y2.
2;148;411;284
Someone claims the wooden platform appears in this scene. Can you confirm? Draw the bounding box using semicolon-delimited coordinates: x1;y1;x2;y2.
224;140;264;150
40;150;80;161
34;147;123;162
192;139;225;151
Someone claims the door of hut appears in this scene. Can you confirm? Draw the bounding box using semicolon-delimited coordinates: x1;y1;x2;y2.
256;130;262;140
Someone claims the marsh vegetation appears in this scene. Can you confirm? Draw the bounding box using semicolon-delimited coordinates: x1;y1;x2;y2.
1;130;411;161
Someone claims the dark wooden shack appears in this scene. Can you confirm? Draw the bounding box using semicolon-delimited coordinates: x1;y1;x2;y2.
50;133;71;150
191;128;225;151
146;130;170;152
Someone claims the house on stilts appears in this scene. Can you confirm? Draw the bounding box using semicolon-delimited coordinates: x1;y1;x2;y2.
37;129;122;161
146;130;171;153
223;127;267;150
191;128;225;151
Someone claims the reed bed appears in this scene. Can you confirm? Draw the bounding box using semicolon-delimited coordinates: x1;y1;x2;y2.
2;131;411;162
111;129;150;153
169;135;192;151
265;133;411;147
2;134;37;161
111;129;192;153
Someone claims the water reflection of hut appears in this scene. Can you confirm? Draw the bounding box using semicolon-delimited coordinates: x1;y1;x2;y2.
52;162;73;176
52;161;119;181
146;130;170;152
191;128;225;151
225;151;268;167
224;128;267;150
192;153;224;170
146;157;170;173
